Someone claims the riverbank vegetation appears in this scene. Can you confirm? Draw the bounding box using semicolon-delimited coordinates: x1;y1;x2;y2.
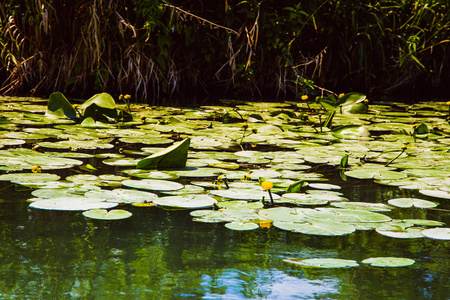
1;0;449;104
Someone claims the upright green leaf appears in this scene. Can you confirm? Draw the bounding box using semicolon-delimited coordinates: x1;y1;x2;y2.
46;92;77;119
137;138;191;169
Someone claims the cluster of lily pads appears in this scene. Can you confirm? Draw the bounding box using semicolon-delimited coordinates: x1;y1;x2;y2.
1;93;449;251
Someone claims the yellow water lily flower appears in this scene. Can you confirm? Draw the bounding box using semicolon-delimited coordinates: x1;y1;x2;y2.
31;165;42;173
261;181;273;190
301;95;309;101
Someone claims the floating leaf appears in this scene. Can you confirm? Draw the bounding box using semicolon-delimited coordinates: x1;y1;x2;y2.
361;257;415;267
387;198;438;209
284;258;359;268
82;209;132;220
331;202;393;212
225;222;259;231
274;219;356;236
84;188;158;203
209;188;280;201
421;227;450;240
122;179;184;192
29;197;118;211
376;227;424;239
419;189;450;199
153;195;217;209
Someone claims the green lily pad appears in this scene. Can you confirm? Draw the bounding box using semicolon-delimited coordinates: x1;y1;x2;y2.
29;197;118;211
308;183;341;190
122;179;184;192
84;188;158;203
224;222;259;231
345;169;407;180
218;200;264;210
376;227;424;239
153;195;217;209
274;219;356;236
387;198;438;208
0;172;61;183
284;258;359;268
209;188;280;201
122;169;180;180
421;227;450;240
161;184;205;195
102;157;141;166
419;189;450;199
304;208;392;223
330;202;393;212
361;257;415;267
82;209;132;220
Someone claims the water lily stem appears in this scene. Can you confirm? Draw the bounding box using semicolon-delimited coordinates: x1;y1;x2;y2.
385;149;405;167
268;190;274;205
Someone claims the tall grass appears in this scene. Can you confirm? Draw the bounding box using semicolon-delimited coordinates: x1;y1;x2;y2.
1;0;449;104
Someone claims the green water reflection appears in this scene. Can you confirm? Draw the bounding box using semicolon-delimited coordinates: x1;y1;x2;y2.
0;181;448;299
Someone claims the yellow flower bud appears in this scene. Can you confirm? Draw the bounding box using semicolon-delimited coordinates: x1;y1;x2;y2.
124;94;131;100
301;95;309;101
251;128;258;134
401;145;408;150
446;101;450;106
242;122;248;129
338;93;345;98
241;174;251;181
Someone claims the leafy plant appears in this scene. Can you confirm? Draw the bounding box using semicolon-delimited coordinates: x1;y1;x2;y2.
46;92;132;123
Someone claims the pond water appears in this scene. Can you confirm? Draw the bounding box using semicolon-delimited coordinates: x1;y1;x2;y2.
0;95;449;299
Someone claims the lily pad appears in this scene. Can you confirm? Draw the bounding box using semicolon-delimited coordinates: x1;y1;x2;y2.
209;188;280;201
419;189;450;199
224;222;259;231
84;188;158;203
421;227;450;240
274;219;356;236
29;197;118;211
82;209;132;220
122;179;184;192
376;227;424;239
153;195;217;209
361;257;415;267
284;258;359;268
387;198;438;209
